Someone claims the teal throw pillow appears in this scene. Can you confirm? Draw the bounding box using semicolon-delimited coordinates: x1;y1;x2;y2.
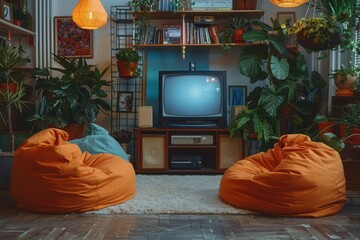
70;123;128;161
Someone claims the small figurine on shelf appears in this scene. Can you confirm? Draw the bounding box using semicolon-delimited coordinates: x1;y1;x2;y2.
112;129;132;153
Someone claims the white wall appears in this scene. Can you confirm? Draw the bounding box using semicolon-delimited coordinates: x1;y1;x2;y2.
49;0;323;130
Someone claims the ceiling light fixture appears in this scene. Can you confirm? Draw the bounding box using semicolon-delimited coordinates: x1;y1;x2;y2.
72;0;108;30
268;0;308;8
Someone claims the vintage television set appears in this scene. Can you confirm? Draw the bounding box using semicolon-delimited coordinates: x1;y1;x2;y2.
158;70;227;128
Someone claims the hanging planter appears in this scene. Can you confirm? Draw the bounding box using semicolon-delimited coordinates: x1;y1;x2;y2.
288;17;343;51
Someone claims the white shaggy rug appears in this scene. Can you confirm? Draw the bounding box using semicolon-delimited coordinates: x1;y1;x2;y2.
89;175;252;214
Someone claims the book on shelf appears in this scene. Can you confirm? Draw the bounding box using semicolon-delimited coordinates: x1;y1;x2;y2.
163;24;181;44
185;22;220;44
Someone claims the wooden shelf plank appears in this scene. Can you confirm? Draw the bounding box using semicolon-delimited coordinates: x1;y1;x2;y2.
0;19;35;37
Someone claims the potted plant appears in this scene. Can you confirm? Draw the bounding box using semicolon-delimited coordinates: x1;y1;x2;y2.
29;54;111;140
0;41;31;152
112;129;132;153
287;17;343;51
115;48;141;77
0;41;30;189
330;63;360;90
128;0;155;12
231;19;326;147
220;16;249;47
315;0;360;53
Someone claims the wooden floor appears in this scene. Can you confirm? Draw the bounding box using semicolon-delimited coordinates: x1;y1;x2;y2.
1;190;360;240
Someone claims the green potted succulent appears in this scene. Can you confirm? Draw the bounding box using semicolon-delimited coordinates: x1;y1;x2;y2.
287;17;343;51
220;16;249;48
29;54;111;139
115;48;141;77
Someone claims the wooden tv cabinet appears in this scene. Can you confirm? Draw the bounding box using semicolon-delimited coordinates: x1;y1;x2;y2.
135;128;243;173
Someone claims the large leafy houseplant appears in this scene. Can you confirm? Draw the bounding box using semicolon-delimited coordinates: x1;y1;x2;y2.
231;19;326;146
30;55;111;135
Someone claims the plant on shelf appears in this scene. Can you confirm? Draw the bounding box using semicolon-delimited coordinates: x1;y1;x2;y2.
128;0;155;12
29;54;111;139
116;48;141;77
330;63;360;90
0;41;31;153
287;16;343;51
220;16;249;48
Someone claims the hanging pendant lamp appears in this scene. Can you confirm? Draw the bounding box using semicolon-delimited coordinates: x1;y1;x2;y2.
72;0;108;30
269;0;308;8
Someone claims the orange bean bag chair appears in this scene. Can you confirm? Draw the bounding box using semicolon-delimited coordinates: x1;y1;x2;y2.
10;128;136;213
219;134;346;218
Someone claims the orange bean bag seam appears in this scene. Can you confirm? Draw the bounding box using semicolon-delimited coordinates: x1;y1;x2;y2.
219;134;346;218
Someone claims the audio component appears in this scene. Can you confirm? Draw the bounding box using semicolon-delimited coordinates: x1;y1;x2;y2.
171;135;213;145
170;155;202;169
194;16;214;25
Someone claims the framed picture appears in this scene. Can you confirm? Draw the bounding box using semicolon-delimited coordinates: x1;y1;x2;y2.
277;12;297;48
163;24;181;44
54;16;93;58
229;85;247;106
1;0;13;23
117;91;133;112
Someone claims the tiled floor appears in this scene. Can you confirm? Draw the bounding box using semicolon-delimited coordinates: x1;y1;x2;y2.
1;190;360;240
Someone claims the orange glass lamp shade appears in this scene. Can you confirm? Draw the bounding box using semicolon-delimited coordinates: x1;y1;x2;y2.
269;0;308;7
72;0;108;30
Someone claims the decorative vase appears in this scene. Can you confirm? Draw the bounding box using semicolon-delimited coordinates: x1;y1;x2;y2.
117;60;138;77
334;74;357;89
120;143;128;153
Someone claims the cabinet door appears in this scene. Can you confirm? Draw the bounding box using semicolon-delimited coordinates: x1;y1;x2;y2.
141;135;167;170
218;135;243;169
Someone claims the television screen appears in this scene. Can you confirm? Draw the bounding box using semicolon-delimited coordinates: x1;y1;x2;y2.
163;75;222;116
159;71;227;128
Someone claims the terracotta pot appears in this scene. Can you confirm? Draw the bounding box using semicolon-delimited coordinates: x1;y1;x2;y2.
339;124;360;144
334;74;357;89
117;60;138;77
0;83;18;93
233;0;257;10
233;28;245;43
318;121;336;134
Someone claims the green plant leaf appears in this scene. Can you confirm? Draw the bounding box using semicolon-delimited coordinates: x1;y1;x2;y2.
270;56;289;80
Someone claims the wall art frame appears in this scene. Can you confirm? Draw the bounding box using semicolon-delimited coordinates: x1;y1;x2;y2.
1;0;13;23
277;11;297;48
229;85;247;106
117;91;133;112
54;16;93;58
